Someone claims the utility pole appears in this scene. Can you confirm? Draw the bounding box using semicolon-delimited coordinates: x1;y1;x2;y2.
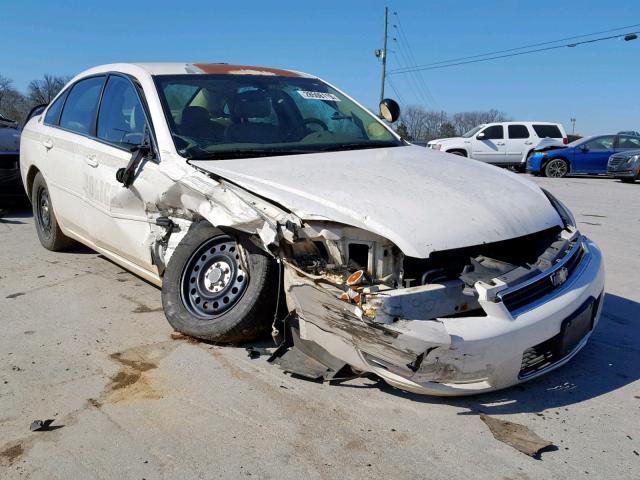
378;6;389;104
570;117;576;134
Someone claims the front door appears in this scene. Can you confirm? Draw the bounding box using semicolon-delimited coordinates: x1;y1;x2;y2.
471;125;506;163
80;75;165;271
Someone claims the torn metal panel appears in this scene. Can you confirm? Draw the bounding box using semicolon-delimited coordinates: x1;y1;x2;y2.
283;263;453;382
270;325;348;381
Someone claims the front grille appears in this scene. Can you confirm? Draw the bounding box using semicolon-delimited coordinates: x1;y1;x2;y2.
499;242;585;312
520;336;558;377
608;156;627;168
519;294;601;378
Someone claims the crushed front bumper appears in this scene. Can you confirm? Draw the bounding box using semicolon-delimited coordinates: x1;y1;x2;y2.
286;236;604;396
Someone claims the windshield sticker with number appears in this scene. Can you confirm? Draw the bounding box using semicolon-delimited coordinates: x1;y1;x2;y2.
297;91;341;101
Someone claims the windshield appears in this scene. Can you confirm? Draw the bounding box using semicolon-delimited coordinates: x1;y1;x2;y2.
462;125;483;138
154;74;401;159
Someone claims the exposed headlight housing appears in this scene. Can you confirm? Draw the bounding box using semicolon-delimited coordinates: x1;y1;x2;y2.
541;189;576;228
433;144;442;150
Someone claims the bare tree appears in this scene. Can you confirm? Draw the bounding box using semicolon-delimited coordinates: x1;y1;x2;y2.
0;74;27;123
27;74;70;105
399;106;511;142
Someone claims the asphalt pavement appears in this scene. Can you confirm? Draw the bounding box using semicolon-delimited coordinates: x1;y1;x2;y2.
0;174;638;479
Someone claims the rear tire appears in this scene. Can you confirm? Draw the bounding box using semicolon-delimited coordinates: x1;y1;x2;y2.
544;158;569;178
161;222;278;342
31;172;75;251
620;177;636;183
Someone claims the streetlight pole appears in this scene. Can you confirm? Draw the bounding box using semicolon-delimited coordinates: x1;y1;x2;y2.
570;117;576;135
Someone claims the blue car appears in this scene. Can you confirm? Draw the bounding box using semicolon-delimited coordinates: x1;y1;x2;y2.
527;134;640;177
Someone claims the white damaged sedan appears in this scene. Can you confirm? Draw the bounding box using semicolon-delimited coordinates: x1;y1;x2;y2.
20;63;604;396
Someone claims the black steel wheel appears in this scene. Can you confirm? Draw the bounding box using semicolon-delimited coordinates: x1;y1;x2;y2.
31;172;75;251
36;187;52;235
180;236;248;319
162;222;278;342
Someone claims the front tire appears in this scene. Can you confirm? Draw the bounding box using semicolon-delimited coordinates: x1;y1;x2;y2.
161;222;278;342
620;177;636;183
544;158;569;178
31;172;75;251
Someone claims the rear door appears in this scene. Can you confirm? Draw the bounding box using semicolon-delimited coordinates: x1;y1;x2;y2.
506;124;532;163
575;136;615;173
471;125;506;163
42;76;105;239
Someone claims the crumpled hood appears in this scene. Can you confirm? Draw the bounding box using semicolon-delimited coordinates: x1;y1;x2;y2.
192;146;562;258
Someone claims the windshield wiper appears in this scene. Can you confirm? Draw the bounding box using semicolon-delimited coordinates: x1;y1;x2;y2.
317;141;401;152
186;148;315;160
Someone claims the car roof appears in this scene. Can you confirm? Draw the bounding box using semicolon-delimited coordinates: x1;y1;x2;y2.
74;62;315;80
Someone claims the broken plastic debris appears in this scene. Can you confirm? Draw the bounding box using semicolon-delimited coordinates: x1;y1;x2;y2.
29;419;59;432
245;347;274;359
480;414;555;458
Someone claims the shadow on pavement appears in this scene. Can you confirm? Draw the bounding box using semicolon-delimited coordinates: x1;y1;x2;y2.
375;292;640;413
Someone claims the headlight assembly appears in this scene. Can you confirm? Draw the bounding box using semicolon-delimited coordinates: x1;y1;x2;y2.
541;189;576;228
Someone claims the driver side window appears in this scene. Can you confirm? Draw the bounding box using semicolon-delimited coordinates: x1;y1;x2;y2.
479;125;504;140
583;136;614;151
97;76;146;148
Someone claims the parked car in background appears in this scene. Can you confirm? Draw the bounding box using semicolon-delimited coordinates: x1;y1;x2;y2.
527;133;640;177
618;130;640;137
0;113;23;203
608;149;640;182
427;121;568;170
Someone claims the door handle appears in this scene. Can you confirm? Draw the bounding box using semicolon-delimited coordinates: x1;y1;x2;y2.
85;155;99;167
524;141;533;145
42;139;53;150
496;141;505;146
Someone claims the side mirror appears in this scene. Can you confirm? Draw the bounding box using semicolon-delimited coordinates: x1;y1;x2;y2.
476;132;486;140
580;145;589;152
116;127;153;188
379;98;400;123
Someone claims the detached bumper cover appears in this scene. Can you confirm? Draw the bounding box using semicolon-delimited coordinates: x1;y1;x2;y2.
287;236;604;396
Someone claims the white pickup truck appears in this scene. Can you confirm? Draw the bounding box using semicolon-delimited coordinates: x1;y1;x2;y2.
427;121;568;170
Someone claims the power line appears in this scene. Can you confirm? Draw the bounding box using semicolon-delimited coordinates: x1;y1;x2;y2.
392;11;439;108
386;76;406;105
391;36;432;107
390;24;640;75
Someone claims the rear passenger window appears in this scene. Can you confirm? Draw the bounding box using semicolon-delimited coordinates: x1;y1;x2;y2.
59;76;105;135
508;125;529;139
97;76;146;148
44;90;69;126
480;125;503;140
533;125;562;138
617;136;640;150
